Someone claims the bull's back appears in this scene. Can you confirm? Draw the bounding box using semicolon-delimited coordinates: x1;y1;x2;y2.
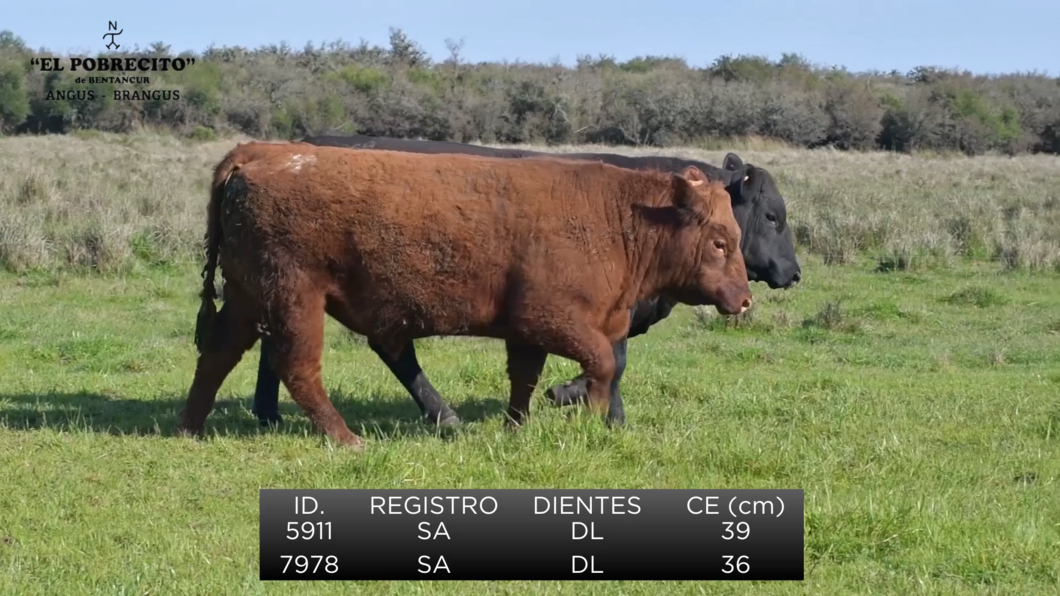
230;146;625;258
302;134;546;159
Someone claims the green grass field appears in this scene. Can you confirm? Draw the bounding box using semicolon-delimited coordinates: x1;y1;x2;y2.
2;258;1058;594
1;135;1059;594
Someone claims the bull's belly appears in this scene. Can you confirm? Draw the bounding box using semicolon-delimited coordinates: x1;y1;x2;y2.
324;287;504;343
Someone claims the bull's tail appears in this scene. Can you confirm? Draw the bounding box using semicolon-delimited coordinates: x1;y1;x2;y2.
194;148;244;352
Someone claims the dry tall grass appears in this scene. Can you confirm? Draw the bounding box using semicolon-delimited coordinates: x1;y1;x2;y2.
2;132;1059;274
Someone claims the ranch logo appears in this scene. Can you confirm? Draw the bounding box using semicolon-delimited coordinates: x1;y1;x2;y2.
29;22;193;102
103;21;123;50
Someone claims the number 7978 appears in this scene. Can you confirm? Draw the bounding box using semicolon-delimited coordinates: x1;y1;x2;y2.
280;555;338;574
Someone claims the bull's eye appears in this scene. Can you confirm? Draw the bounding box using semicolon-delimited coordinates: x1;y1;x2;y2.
765;213;778;227
713;239;727;253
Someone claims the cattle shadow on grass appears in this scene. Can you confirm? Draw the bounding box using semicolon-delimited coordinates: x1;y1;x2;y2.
0;390;504;442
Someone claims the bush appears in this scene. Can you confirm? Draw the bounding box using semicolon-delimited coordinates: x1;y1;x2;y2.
0;60;30;133
0;28;1059;155
188;125;216;141
820;77;883;150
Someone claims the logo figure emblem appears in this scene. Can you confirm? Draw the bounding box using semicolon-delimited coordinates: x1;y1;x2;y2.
103;21;122;50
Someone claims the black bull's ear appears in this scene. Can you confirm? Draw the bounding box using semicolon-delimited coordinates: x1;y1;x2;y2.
728;164;760;205
723;152;744;171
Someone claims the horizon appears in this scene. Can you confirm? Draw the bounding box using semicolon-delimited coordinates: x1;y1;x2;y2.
3;0;1059;77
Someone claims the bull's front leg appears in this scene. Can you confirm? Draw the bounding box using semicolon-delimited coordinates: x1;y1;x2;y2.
573;332;618;419
536;324;620;422
605;338;627;426
547;308;636;425
545;372;589;406
545;337;627;423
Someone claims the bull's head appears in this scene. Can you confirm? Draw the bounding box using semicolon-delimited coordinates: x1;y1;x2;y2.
722;153;801;290
655;166;753;315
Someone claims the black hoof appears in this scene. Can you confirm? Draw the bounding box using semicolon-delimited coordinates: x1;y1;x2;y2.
253;407;283;426
257;415;283;427
426;410;461;428
546;382;587;407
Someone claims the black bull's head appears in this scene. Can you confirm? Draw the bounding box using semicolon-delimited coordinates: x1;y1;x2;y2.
721;153;801;290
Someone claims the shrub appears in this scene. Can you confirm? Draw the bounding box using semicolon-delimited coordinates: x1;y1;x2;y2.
0;28;1058;156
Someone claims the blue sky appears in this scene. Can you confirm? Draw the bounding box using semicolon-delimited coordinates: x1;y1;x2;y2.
5;0;1058;75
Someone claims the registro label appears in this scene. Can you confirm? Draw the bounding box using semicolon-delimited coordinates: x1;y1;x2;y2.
259;489;803;581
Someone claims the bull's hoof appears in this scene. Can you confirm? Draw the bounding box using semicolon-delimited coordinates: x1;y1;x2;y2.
546;382;587;407
256;413;284;427
176;424;203;438
328;430;366;451
426;407;461;427
252;402;283;426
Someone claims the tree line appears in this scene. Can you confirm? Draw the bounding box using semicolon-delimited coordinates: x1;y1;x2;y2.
1;28;1059;155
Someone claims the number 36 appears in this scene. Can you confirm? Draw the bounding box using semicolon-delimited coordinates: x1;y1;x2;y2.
722;555;749;574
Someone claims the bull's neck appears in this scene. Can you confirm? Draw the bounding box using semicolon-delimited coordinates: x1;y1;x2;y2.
616;174;688;307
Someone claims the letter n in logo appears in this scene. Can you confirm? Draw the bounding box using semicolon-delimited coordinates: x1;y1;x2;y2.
104;22;123;50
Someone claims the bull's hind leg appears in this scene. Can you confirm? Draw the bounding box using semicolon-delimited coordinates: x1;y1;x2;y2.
367;341;460;427
268;291;364;449
178;301;261;436
322;304;461;428
504;340;548;427
254;336;460;429
252;337;283;426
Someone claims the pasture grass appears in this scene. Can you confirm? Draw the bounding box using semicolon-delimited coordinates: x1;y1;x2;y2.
2;132;1060;275
1;255;1059;594
1;133;1059;593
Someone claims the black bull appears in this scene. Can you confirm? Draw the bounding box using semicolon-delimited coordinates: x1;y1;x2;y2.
243;134;802;428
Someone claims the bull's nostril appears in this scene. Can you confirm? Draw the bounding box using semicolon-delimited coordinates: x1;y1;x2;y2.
741;298;752;309
791;271;801;284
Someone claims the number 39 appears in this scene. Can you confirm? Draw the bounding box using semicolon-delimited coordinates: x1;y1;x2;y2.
721;521;750;540
722;555;749;574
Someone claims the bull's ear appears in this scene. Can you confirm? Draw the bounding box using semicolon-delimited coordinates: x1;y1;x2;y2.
681;165;708;186
723;153;744;171
728;165;755;204
743;165;761;189
670;172;706;222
